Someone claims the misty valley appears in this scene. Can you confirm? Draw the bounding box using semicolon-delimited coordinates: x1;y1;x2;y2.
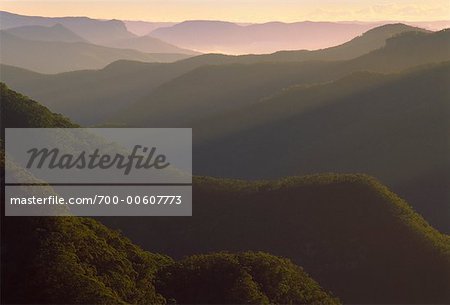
0;8;449;305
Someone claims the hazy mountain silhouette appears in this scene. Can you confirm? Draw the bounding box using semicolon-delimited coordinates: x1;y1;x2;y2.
150;20;379;54
2;10;446;55
0;24;433;124
405;20;450;31
124;20;176;36
107;31;450;231
115;29;449;127
4;23;197;55
0;31;193;73
258;23;429;62
103;35;199;55
0;59;210;123
0;10;134;44
3;24;86;42
173;23;428;64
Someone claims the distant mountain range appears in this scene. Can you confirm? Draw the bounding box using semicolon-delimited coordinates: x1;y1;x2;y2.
0;10;133;44
149;20;378;54
2;10;448;55
115;29;450;127
2;7;450;303
0;10;198;73
148;20;448;54
0;23;428;121
4;23;87;42
102;35;199;55
0;30;193;73
123;20;177;36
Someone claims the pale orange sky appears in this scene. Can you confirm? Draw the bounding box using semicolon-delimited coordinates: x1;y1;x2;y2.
1;0;449;22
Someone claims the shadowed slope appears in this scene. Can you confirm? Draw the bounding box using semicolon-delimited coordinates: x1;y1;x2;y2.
100;174;450;304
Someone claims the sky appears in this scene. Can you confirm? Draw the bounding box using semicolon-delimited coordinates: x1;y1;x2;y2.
1;0;449;22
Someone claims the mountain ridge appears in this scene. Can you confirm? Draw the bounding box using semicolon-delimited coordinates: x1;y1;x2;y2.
0;23;434;123
3;23;86;42
0;31;193;73
115;29;450;127
0;10;134;44
149;20;378;54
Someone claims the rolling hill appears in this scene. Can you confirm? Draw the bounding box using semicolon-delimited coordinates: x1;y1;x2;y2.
2;83;449;304
188;62;450;232
0;83;339;305
0;60;207;123
0;82;76;128
0;24;430;124
100;174;450;304
0;31;192;73
0;10;134;44
115;29;450;127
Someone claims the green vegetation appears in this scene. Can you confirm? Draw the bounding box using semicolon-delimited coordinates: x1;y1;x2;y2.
1;83;338;304
350;29;450;72
189;62;450;232
157;252;339;305
102;174;450;304
2;213;338;304
0;82;76;127
1;23;450;304
2;217;170;304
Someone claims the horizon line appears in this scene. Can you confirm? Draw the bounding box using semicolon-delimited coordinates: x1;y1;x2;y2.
1;9;449;24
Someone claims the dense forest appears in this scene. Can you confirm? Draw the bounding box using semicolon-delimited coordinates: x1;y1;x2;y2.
1;17;450;305
1;83;339;304
2;83;450;304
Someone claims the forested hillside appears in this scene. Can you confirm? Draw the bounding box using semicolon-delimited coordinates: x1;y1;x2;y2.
101;174;450;304
189;62;450;231
0;83;339;305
